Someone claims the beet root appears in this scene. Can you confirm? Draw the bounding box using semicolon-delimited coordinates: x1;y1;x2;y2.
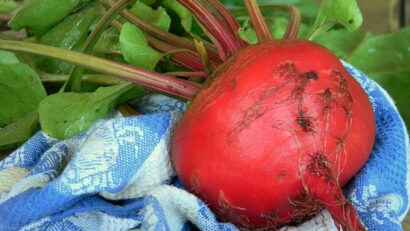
172;40;375;230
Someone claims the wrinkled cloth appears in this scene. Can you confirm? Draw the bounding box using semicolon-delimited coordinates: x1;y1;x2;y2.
0;62;408;231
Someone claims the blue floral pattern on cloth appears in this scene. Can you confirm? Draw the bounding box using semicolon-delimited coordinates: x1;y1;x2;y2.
341;61;410;231
0;62;408;231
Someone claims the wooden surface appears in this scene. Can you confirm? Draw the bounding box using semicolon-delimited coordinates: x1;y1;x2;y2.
404;215;410;230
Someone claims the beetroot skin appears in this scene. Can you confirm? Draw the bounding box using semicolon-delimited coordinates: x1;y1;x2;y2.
172;40;375;230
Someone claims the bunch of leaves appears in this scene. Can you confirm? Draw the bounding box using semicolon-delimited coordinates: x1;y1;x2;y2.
0;51;45;149
0;0;408;153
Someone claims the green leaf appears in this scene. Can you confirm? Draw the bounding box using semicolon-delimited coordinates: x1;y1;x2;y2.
38;83;146;139
238;17;310;44
8;0;92;36
94;28;122;54
0;50;46;127
313;29;372;60
160;0;192;32
238;20;257;44
268;17;310;39
307;0;362;38
36;7;101;74
129;1;171;31
0;0;19;13
0;110;39;150
119;22;162;71
228;0;319;25
0;49;19;64
347;27;410;128
93;29;129;71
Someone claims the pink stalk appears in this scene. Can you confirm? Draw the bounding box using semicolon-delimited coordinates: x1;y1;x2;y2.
244;0;274;42
177;0;241;56
101;0;221;63
195;22;228;60
165;71;206;79
205;0;248;47
147;37;205;71
111;19;209;72
281;4;301;39
256;4;301;39
0;39;200;99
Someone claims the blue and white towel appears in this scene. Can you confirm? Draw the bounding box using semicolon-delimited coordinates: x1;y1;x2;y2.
0;62;408;231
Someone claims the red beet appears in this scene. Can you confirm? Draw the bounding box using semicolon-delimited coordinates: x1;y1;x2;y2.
172;40;375;230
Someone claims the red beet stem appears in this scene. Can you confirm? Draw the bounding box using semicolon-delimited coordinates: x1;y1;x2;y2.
147;37;205;71
204;0;248;47
0;39;200;99
244;0;274;42
101;0;221;62
305;154;366;231
279;4;301;39
177;0;242;58
164;71;206;79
